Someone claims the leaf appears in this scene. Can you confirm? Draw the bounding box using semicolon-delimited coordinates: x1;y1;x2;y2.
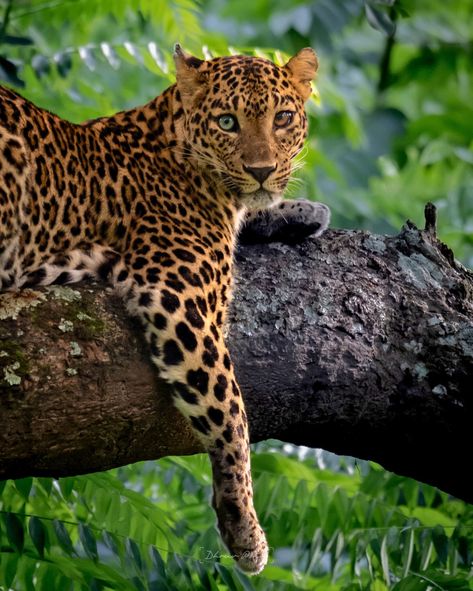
0;55;24;87
123;41;144;65
252;452;359;492
44;553;135;589
263;475;290;520
3;553;19;589
419;534;434;571
89;578;103;591
100;42;121;69
315;483;331;532
37;478;53;496
78;523;98;561
401;478;419;510
372;579;390;591
14;477;33;501
3;35;34;46
332;487;350;528
234;569;257;591
171;552;192;584
29;516;47;557
306;527;323;575
364;2;396;36
195;559;217;590
31;54;51;78
54;51;72;78
380;535;390;586
53;519;75;555
128;577;146;591
407;111;473;146
455;529;472;567
125;537;144;574
4;512;25;553
431;525;449;564
148;42;169;73
420;140;455;165
103;530;121;558
215;563;239;591
408;507;457;528
22;557;37;591
150;546;166;579
453;147;473;164
78;45;97;71
419;570;471;590
58;477;75;500
401;528;415;578
392;575;429;591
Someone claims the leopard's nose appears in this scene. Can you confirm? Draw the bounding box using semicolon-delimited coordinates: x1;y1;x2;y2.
243;164;277;184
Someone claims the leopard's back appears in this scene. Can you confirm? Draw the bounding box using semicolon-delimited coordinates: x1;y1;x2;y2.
1;86;164;288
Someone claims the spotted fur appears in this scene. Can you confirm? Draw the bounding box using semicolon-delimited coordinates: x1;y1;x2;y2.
0;46;322;573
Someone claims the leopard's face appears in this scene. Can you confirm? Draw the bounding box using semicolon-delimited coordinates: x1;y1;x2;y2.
174;47;318;210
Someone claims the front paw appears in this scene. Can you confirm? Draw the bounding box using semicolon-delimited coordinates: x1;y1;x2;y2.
239;199;331;244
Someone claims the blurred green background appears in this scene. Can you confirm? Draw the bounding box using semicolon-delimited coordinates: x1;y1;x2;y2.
1;1;472;589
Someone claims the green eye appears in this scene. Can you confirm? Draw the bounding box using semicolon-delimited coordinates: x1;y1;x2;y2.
218;114;238;132
274;111;294;128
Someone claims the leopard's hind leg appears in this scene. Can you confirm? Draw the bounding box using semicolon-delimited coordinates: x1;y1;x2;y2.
0;132;123;294
17;244;124;290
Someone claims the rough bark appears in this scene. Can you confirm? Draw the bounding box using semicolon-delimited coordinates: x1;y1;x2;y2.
1;206;472;503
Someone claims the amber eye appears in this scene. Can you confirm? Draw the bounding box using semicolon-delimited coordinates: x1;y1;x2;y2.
218;114;239;132
274;111;294;128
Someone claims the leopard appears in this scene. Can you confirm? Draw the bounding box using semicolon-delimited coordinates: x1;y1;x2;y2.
0;45;330;574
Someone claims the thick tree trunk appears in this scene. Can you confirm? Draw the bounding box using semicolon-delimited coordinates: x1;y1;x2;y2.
1;206;472;503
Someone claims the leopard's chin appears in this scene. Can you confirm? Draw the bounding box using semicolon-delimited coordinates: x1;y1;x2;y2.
238;189;282;211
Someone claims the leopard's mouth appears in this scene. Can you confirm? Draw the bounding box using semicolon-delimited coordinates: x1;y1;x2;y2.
238;189;282;210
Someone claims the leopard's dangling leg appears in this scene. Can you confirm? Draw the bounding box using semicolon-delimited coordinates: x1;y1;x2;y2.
127;277;268;575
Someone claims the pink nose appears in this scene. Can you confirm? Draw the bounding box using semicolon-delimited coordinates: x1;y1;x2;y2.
243;164;276;184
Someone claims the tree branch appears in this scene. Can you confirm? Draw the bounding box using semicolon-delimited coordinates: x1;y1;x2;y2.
1;209;472;502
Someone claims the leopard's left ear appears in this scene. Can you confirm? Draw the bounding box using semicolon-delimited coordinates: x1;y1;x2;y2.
283;48;318;101
173;43;208;110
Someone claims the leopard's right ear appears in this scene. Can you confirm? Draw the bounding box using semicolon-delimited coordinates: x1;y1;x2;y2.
284;47;318;101
173;44;208;110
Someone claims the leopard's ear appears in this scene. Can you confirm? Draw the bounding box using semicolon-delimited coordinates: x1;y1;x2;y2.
283;47;318;101
173;43;208;110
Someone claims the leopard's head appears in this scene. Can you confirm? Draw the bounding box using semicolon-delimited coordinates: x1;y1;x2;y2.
174;45;318;210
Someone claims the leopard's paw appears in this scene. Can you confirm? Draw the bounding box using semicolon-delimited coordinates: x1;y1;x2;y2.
223;521;269;575
214;494;269;574
234;538;269;575
239;199;330;244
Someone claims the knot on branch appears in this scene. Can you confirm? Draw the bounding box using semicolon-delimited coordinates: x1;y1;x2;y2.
424;202;437;236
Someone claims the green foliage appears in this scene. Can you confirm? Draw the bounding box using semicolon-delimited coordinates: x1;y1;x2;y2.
2;452;473;590
0;0;204;120
0;0;472;589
